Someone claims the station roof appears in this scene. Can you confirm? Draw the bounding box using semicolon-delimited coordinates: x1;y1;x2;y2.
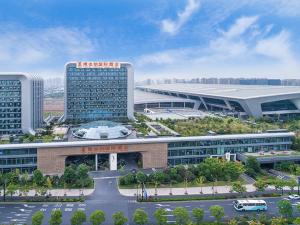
134;89;195;104
137;84;300;99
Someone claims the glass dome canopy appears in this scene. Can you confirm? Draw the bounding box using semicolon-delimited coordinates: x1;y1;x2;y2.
72;120;132;140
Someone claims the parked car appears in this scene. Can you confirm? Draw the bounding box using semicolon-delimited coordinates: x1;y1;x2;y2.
288;194;300;200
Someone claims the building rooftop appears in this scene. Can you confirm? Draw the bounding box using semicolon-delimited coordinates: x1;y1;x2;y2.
137;84;300;99
0;132;294;149
134;89;195;104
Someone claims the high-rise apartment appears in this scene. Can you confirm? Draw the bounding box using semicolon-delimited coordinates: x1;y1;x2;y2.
64;61;134;123
0;73;44;135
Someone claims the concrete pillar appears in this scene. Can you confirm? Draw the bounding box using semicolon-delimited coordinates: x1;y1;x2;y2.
109;153;117;171
95;154;98;171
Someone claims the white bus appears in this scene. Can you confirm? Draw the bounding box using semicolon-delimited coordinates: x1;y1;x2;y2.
233;200;267;212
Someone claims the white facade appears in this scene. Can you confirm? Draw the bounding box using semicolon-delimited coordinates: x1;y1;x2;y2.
0;73;44;135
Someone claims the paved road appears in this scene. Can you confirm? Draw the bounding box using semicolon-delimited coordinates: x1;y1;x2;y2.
1;178;300;225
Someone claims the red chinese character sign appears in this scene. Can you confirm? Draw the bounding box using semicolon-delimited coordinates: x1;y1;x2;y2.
76;61;121;69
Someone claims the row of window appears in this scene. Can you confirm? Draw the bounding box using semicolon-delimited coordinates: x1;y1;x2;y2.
0;157;37;166
168;144;290;157
0;80;21;86
0;148;37;156
0;166;36;173
168;138;292;148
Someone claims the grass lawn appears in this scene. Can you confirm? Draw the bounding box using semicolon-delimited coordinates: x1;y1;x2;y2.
118;178;245;189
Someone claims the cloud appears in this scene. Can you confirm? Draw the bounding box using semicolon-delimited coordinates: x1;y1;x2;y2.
161;0;201;35
255;30;295;63
222;15;259;38
0;25;95;68
136;15;300;79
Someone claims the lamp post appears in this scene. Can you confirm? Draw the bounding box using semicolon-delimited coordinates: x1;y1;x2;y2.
3;178;7;202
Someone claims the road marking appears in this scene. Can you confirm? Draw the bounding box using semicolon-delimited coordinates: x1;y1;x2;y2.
66;204;74;207
15;214;30;217
78;208;85;211
40;208;47;212
65;208;73;212
10;219;27;222
19;209;31;212
42;204;48;207
79;203;86;207
155;204;170;207
23;204;35;208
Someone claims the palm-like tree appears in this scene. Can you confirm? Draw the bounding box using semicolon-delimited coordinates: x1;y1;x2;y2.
195;176;206;194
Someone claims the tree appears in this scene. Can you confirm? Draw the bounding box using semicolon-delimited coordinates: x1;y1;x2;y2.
173;207;190;225
71;210;86;225
254;179;268;192
20;172;30;186
277;199;293;219
248;221;263;225
90;210;105;225
245;156;261;177
136;171;147;184
20;184;30;197
192;208;204;225
195;176;205;194
36;186;47;197
6;183;17;197
258;213;269;225
133;208;148;225
153;171;165;195
294;218;300;225
209;205;225;224
271;217;287;225
63;166;77;185
112;211;128;225
49;209;62;225
154;208;167;225
287;179;297;192
32;211;44;225
46;177;53;195
274;179;285;195
33;169;44;186
228;219;238;225
77;164;90;187
231;181;246;195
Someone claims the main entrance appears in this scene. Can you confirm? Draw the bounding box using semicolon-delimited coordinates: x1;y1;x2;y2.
37;142;168;175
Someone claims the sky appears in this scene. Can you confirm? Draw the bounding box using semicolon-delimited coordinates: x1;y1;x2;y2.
0;0;300;81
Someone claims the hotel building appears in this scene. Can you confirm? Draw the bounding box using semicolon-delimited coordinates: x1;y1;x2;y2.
64;61;134;123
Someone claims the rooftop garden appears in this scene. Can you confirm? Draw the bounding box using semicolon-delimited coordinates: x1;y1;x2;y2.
158;117;281;136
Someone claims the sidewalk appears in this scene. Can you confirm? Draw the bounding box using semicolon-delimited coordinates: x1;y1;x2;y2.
119;184;257;196
0;188;94;197
118;184;297;197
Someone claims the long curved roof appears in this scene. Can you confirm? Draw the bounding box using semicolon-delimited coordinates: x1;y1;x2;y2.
137;84;300;100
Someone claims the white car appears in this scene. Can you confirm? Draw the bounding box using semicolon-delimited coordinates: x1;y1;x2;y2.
288;194;300;200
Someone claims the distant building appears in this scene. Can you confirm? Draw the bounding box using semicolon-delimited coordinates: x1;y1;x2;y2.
64;61;134;123
0;73;44;135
